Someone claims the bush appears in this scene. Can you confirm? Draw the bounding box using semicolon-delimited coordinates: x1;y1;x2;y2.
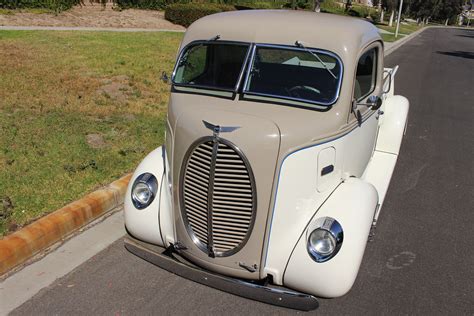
369;10;379;22
350;4;377;19
0;0;81;11
114;0;174;10
320;0;345;15
234;1;284;10
165;3;235;27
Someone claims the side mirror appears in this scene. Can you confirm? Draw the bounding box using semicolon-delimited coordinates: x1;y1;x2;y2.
160;71;170;84
354;95;382;111
367;95;383;110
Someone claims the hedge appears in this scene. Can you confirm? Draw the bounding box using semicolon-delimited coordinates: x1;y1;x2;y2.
164;3;235;27
114;0;176;10
0;0;82;11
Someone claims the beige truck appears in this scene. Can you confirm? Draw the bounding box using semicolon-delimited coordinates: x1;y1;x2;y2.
124;10;409;310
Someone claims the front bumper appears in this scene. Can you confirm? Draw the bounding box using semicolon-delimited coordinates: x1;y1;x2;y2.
124;235;319;311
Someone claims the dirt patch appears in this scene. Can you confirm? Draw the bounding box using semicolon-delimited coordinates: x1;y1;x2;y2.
96;75;132;102
86;133;107;149
122;113;136;121
0;3;185;30
0;197;14;220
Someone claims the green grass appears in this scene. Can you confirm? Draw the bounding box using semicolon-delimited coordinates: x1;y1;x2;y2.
381;33;400;42
0;30;183;235
377;21;422;42
377;22;422;36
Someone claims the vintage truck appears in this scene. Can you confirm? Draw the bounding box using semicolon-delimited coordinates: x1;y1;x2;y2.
123;10;410;310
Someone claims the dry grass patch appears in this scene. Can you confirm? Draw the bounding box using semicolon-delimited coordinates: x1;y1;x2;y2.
0;30;183;235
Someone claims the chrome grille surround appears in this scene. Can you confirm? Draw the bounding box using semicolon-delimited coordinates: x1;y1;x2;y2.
180;137;257;257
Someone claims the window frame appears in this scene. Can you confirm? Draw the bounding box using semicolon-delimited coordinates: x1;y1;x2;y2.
354;47;378;102
241;44;344;110
171;40;252;96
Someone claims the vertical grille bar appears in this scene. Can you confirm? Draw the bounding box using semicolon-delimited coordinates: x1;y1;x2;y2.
206;139;219;258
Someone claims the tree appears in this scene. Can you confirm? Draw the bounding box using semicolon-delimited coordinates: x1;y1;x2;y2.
435;0;464;24
382;0;398;26
403;0;463;24
313;0;321;12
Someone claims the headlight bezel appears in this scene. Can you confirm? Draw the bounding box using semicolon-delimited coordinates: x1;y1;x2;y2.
131;173;158;210
307;217;343;263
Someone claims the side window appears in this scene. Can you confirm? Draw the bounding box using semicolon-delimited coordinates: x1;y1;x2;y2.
354;48;377;101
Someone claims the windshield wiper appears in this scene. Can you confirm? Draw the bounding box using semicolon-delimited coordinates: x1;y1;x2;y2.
295;41;337;80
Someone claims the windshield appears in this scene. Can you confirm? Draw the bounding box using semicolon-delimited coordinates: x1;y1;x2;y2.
243;45;343;107
173;42;250;91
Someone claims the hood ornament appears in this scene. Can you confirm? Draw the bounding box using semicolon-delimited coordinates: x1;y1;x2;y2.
203;120;240;138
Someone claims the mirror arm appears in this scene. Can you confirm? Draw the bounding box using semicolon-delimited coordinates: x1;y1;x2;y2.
353;96;383;111
383;70;392;94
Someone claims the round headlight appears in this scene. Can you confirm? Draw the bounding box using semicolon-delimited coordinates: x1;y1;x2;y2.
131;173;158;209
309;229;336;256
307;217;343;263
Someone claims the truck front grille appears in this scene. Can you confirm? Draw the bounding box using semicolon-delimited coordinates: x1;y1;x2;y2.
181;138;256;257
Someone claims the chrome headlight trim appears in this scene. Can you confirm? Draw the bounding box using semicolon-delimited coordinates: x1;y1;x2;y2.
307;217;343;263
131;173;158;210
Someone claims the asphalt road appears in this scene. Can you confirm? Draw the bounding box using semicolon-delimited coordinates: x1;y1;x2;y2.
11;27;474;315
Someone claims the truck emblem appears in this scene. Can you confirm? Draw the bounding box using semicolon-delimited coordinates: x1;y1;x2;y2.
203;120;240;137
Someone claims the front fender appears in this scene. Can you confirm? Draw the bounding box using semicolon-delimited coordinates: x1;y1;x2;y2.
283;177;378;298
124;146;174;247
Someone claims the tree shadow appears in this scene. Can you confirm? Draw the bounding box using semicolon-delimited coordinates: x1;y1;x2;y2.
436;51;474;60
456;30;474;38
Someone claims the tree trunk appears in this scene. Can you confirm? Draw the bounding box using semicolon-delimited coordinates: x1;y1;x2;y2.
314;0;321;12
345;0;352;11
445;18;449;26
388;10;395;27
380;10;384;23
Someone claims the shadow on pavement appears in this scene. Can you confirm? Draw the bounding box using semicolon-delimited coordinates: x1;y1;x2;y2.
436;50;474;60
455;29;474;38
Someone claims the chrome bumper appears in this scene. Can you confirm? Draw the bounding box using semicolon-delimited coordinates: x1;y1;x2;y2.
124;235;319;311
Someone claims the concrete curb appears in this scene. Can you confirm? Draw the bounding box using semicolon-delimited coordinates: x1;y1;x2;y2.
0;173;132;276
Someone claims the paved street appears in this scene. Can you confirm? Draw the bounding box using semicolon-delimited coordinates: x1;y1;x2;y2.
9;27;474;315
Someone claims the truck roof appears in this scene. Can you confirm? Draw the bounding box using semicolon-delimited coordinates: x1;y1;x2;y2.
181;10;382;63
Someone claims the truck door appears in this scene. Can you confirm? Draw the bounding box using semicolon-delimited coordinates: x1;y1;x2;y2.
344;44;383;177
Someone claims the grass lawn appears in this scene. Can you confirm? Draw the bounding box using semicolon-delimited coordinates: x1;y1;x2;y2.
377;21;423;36
0;30;183;235
381;33;404;42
